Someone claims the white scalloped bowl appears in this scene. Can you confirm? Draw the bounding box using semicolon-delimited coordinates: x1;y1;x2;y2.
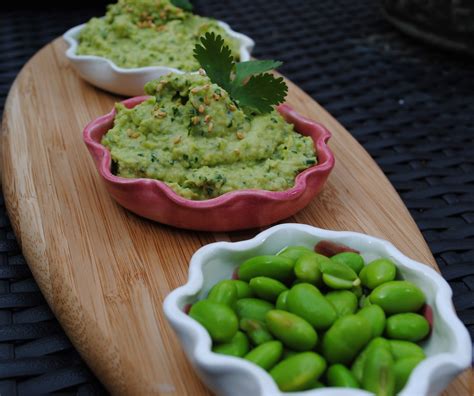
163;223;472;396
63;21;254;96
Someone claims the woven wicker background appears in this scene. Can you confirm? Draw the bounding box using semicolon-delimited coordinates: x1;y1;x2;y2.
1;0;473;394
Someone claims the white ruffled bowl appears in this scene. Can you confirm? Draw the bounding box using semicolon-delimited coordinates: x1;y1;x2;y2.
63;21;254;96
163;223;472;396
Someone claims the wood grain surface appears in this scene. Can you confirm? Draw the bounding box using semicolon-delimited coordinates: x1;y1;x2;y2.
1;38;471;395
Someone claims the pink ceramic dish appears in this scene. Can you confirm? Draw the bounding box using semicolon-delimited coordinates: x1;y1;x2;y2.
83;97;335;231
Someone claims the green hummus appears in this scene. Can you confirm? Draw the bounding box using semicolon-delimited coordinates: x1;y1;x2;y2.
76;0;240;70
101;73;317;200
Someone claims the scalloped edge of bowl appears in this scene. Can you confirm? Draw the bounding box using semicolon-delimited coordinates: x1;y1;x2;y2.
63;21;254;96
83;97;334;212
163;223;472;396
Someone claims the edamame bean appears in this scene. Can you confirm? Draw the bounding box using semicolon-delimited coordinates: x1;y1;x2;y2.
385;313;430;342
244;340;283;370
351;284;363;298
189;300;238;343
212;331;249;357
208;280;238;306
321;260;360;289
351;337;391;383
359;259;397;290
240;318;274;345
357;305;386;338
230;280;253;298
294;253;326;285
265;310;318;351
235;298;274;322
331;252;365;274
327;364;360;388
276;290;289;310
287;283;337;330
394;356;424;393
326;290;358;317
238;255;294;282
249;276;288;302
277;246;313;262
362;343;395;396
388;340;425;361
369;281;425;314
322;314;372;364
270;352;326;391
359;295;372;308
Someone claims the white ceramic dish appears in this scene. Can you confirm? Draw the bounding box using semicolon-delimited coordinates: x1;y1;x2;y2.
163;223;472;396
63;21;254;96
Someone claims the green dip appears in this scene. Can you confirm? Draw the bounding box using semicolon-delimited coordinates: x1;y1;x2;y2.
76;0;240;70
101;73;317;200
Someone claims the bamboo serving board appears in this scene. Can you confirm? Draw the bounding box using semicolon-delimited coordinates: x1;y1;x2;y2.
1;38;471;395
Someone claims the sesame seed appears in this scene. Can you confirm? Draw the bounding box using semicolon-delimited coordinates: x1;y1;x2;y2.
236;132;244;140
192;116;200;125
208;122;214;132
198;105;205;113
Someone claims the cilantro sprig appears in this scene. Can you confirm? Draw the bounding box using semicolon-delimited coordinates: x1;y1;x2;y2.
194;32;288;114
170;0;193;11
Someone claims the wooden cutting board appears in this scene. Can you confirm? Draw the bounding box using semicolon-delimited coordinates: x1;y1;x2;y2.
1;38;471;395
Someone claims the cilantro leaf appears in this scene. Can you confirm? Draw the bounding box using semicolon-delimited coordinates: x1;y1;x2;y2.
232;73;288;114
170;0;193;11
193;33;288;114
234;60;282;86
193;32;233;92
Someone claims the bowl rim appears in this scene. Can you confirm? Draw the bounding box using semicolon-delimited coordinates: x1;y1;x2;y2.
83;97;335;208
63;20;255;74
163;223;472;396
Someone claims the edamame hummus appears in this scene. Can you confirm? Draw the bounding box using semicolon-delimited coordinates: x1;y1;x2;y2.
76;0;240;70
102;73;317;200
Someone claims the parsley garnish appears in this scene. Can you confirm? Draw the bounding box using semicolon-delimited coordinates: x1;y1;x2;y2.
170;0;193;11
194;32;288;114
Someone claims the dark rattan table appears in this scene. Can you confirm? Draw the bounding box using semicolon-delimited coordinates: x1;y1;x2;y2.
1;0;473;394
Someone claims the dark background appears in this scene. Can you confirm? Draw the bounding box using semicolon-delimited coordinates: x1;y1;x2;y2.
1;0;473;394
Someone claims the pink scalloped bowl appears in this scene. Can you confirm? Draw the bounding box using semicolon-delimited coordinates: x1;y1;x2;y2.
83;97;335;231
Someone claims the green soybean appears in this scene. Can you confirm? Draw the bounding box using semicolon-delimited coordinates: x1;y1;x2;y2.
189;300;238;343
240;318;274;345
369;281;425;314
277;246;314;262
359;295;372;308
212;331;250;357
321;260;360;290
385;313;430;342
351;337;391;383
244;340;283;370
249;277;288;302
327;364;360;388
276;290;289;310
326;290;358;317
265;310;318;351
238;255;294;282
287;283;337;330
230;280;253;299
389;340;426;361
322;314;372;364
294;253;327;285
359;259;397;290
331;252;365;274
208;280;238;306
235;298;274;322
362;343;395;396
270;352;327;392
357;305;386;338
351;284;363;298
394;356;424;393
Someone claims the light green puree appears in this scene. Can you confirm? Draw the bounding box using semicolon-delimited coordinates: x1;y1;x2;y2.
102;73;317;200
77;0;240;70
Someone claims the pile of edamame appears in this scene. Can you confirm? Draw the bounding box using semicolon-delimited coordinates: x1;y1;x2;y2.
189;243;430;394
